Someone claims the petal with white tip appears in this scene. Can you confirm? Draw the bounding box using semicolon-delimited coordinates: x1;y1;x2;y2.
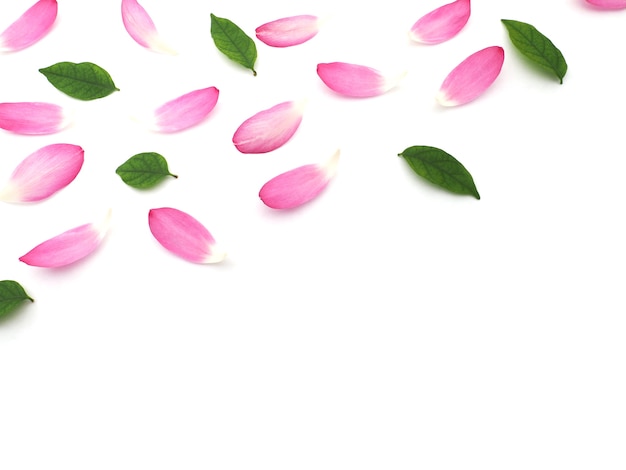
255;15;320;47
0;102;71;135
121;0;176;54
317;62;405;98
146;87;219;133
409;0;470;45
0;0;57;52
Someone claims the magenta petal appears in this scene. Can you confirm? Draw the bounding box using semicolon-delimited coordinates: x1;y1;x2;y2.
316;62;404;98
0;144;84;203
409;0;470;44
259;149;340;210
0;102;71;135
437;46;504;106
149;87;219;133
121;0;175;54
149;207;226;263
256;15;320;47
233;101;304;154
585;0;626;8
0;0;57;52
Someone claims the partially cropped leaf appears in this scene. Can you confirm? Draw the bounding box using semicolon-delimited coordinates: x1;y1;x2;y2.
116;152;177;189
210;13;257;76
398;146;480;199
0;280;34;318
39;61;120;100
501;19;567;84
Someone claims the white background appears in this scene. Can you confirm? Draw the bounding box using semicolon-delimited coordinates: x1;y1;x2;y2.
1;0;625;468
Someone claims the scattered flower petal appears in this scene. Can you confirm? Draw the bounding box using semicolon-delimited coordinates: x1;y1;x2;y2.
0;0;57;52
316;62;405;97
0;102;71;135
255;15;320;47
121;0;176;54
233;100;305;154
436;46;504;106
148;207;226;264
260;149;340;210
585;0;626;8
19;210;112;268
409;0;471;44
145;87;219;133
0;144;84;203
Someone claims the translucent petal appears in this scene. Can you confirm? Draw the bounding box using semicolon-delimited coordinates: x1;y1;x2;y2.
148;87;219;133
0;102;71;135
317;62;405;97
409;0;471;44
255;15;319;47
121;0;176;54
0;0;57;52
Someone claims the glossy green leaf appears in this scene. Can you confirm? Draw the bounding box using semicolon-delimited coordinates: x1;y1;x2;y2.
39;61;120;100
116;152;178;189
398;146;480;199
0;281;34;318
210;13;257;76
501;19;567;84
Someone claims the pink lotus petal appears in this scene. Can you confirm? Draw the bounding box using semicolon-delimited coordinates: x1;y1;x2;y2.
19;210;111;268
148;86;219;133
233;100;305;154
436;46;504;106
260;149;340;209
0;0;57;52
409;0;470;44
0;144;84;203
316;62;405;98
585;0;626;8
121;0;176;54
256;15;320;47
148;207;226;263
0;102;71;135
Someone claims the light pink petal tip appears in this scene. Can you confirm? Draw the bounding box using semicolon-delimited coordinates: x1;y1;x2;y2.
149;207;226;264
147;87;219;133
585;0;626;8
409;0;470;44
0;102;71;135
0;144;84;203
437;46;504;107
233;100;305;154
256;15;320;47
316;62;405;98
19;209;112;268
121;0;176;54
260;149;340;210
0;0;57;52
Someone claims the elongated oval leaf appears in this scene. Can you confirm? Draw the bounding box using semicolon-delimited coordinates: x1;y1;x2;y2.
398;146;480;199
210;13;257;76
39;61;120;100
116;152;177;189
0;280;34;318
501;19;567;84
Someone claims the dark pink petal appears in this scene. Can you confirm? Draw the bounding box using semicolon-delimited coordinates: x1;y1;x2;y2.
409;0;470;44
0;102;71;135
437;46;504;106
585;0;626;8
19;210;111;268
316;62;405;98
121;0;175;54
149;207;226;263
0;0;57;52
259;149;340;209
148;87;219;133
0;144;84;203
256;15;320;47
232;101;304;154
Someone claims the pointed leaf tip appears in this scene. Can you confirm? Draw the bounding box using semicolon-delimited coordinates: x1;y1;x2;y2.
409;0;471;45
149;86;219;133
0;102;71;135
317;62;404;98
0;0;58;52
211;13;257;75
116;152;177;189
0;281;34;318
256;15;320;47
121;0;176;54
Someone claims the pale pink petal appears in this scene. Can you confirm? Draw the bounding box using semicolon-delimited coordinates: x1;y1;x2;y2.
0;144;84;203
256;15;320;47
0;0;57;52
409;0;470;44
0;102;71;135
121;0;176;54
259;149;340;209
436;46;504;106
233;100;305;154
316;62;405;98
19;210;112;268
585;0;626;8
148;207;226;263
147;87;219;133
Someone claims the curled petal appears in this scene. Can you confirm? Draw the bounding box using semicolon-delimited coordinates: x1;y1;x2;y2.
146;87;219;133
585;0;626;8
316;62;405;98
409;0;471;44
0;0;57;52
19;210;111;268
121;0;176;54
148;207;226;263
233;100;304;154
0;102;71;135
436;46;504;106
255;15;320;47
260;149;340;209
0;144;84;203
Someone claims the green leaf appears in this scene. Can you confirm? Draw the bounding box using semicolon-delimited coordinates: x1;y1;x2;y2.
116;152;178;189
0;281;34;319
39;61;120;100
501;19;567;84
210;13;257;76
398;146;480;199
